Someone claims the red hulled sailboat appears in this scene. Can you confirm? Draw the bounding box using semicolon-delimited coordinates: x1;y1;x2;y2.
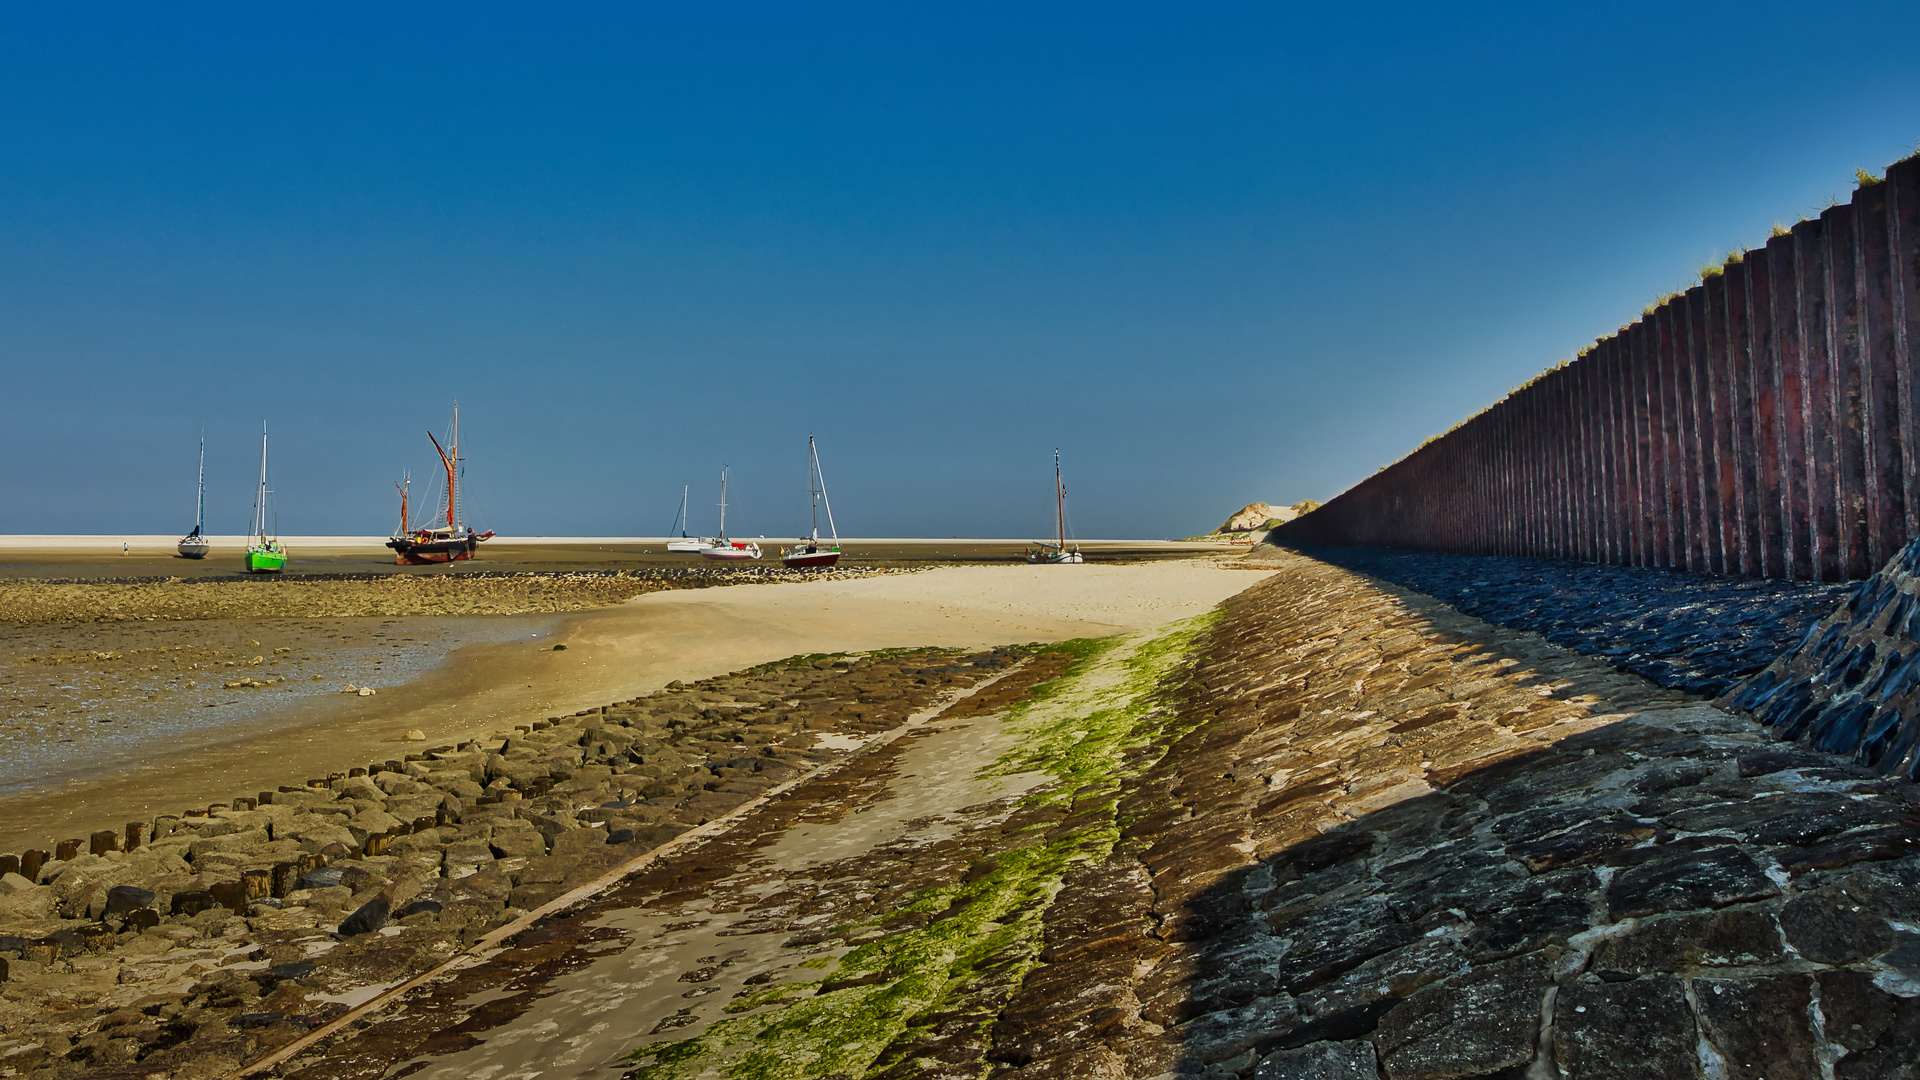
387;402;494;564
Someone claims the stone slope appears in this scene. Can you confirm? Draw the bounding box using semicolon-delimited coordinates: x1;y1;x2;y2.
1729;536;1920;778
1265;542;1852;698
985;551;1920;1080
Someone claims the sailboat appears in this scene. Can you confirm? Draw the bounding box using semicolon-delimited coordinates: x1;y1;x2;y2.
1026;449;1083;564
698;467;762;560
387;402;495;564
781;436;842;568
244;425;288;573
176;436;211;559
666;486;708;553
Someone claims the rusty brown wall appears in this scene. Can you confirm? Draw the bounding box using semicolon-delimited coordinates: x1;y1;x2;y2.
1278;156;1920;581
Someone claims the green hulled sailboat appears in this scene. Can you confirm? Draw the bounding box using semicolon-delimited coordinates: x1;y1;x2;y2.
245;424;287;573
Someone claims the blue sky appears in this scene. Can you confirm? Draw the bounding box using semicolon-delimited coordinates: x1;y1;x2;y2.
4;3;1920;540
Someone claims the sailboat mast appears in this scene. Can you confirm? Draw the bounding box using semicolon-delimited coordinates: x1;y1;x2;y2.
1055;449;1065;550
679;486;690;537
447;402;459;530
254;425;270;543
718;467;729;540
194;436;206;533
808;436;820;542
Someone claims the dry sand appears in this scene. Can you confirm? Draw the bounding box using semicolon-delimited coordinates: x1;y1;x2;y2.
0;561;1268;854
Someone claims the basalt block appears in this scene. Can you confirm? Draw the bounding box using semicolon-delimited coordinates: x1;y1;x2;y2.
1778;888;1896;964
1588;908;1783;978
1251;1040;1378;1080
1604;846;1778;920
1374;952;1553;1079
339;895;390;936
1552;978;1702;1080
1725;534;1920;778
1690;974;1820;1080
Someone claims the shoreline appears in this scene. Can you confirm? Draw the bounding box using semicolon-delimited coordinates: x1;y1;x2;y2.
0;561;1265;854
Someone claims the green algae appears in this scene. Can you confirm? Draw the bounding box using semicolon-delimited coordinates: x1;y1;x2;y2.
622;614;1219;1080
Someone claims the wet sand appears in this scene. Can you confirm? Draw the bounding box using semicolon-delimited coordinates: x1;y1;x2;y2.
0;560;1265;855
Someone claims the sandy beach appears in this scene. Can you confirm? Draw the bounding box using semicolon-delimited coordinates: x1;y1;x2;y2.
0;558;1266;854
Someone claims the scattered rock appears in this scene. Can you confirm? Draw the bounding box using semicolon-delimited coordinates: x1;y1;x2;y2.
339;896;390;936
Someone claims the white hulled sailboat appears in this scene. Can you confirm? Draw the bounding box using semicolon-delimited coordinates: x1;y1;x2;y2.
781;436;842;568
176;435;211;559
1026;449;1083;564
698;467;762;560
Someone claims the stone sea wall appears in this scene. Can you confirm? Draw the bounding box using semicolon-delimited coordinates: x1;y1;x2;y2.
1272;542;1853;697
1279;151;1920;584
989;553;1920;1080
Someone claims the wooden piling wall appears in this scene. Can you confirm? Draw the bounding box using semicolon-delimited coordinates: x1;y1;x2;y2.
1279;155;1920;581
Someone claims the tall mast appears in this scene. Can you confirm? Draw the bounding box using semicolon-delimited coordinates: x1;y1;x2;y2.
808;436;820;542
1055;449;1065;550
194;435;205;534
427;403;459;532
254;424;270;543
448;401;459;529
679;485;690;537
718;466;729;540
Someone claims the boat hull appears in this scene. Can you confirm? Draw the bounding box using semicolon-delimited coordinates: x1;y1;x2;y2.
781;547;841;568
387;531;492;565
1026;548;1083;565
699;542;762;560
666;538;708;553
177;536;210;559
245;546;287;573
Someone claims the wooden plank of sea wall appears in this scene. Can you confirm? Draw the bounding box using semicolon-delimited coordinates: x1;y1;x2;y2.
1578;352;1601;562
1797;215;1841;580
1855;178;1904;568
1770;232;1812;580
1546;369;1565;559
1686;285;1722;573
1516;384;1536;557
1825;203;1870;579
1622;330;1648;566
1744;254;1784;577
1586;341;1608;563
1605;335;1631;565
1561;364;1581;560
1535;376;1552;559
1890;155;1920;548
1655;303;1686;569
1630;319;1659;567
1722;262;1758;575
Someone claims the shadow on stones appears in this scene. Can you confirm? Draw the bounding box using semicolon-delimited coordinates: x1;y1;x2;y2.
1152;721;1919;1078
983;562;1918;1080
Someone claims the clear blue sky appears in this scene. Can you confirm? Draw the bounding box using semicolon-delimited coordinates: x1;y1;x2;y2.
5;3;1920;540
